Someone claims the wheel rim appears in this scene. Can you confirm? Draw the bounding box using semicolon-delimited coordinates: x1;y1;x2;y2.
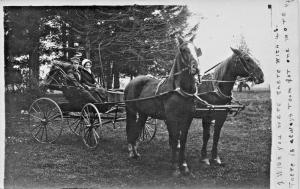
28;98;63;143
81;103;102;149
139;118;157;143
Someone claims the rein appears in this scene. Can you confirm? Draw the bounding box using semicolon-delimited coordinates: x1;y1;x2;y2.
201;76;251;83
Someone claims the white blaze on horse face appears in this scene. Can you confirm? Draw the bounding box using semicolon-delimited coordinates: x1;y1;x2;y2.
187;43;200;68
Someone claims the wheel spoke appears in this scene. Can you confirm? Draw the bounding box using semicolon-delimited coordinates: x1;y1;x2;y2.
31;123;43;134
35;126;45;141
44;125;48;142
31;106;40;114
46;107;59;119
29;114;44;122
93;128;100;140
92;128;98;146
82;109;90;124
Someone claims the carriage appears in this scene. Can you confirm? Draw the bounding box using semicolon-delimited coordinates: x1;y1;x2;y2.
28;61;157;149
28;59;245;150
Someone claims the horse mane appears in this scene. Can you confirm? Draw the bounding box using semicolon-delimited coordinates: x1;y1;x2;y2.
213;55;234;81
166;53;183;89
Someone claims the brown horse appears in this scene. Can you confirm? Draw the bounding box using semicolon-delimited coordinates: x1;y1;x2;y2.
124;36;202;176
196;47;264;166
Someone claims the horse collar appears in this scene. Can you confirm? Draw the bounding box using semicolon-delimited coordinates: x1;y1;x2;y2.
175;85;198;98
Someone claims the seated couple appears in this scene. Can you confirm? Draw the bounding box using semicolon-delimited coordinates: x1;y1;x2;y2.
64;56;107;104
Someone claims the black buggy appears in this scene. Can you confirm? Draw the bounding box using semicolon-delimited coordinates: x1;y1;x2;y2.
28;61;157;149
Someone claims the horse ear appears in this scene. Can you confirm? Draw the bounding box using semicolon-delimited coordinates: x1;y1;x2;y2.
177;36;184;45
196;48;202;57
189;34;196;42
230;47;242;56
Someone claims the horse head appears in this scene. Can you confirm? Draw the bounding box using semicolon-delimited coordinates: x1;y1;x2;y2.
177;35;202;75
230;47;264;84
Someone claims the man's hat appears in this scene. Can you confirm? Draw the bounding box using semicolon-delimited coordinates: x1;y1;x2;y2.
70;56;80;63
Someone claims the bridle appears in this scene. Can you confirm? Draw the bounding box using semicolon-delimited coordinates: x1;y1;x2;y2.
235;54;256;82
173;42;199;76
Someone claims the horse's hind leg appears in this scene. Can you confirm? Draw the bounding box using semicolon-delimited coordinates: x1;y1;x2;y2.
126;108;147;159
133;113;148;158
126;107;138;159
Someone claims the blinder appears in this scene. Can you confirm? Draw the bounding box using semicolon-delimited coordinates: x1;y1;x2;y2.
236;54;256;82
177;42;201;75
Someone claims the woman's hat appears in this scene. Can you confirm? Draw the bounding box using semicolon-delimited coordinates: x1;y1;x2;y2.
82;59;92;67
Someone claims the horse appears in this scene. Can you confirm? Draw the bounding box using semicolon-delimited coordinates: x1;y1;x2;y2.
195;47;264;166
124;36;202;176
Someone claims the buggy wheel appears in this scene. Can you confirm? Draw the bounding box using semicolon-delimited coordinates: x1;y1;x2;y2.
28;97;63;143
139;118;157;143
81;103;102;149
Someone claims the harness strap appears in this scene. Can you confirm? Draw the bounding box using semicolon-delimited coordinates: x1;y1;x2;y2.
155;78;166;95
194;93;213;107
215;86;232;101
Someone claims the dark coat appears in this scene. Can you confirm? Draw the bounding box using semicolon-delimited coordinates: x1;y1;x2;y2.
67;66;82;87
79;68;97;88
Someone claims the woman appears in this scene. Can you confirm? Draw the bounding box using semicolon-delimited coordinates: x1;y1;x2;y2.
81;59;107;102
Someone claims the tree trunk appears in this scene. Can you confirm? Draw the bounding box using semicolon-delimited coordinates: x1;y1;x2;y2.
85;36;91;59
113;61;120;89
29;45;40;84
61;23;68;61
105;61;113;89
68;27;75;60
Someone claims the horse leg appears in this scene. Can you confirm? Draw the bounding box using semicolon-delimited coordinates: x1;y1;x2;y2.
132;114;148;157
126;107;140;159
166;119;181;176
200;117;212;165
178;117;193;175
211;115;226;165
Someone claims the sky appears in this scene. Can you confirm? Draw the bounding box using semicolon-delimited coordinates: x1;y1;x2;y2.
186;0;273;88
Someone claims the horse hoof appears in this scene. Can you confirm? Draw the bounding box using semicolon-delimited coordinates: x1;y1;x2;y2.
210;157;225;166
200;158;210;166
129;152;141;159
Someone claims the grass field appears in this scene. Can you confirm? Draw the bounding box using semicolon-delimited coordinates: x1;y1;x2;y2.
5;90;271;189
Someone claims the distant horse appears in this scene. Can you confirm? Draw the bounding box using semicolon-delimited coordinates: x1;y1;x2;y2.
237;81;250;92
124;36;202;175
196;47;264;166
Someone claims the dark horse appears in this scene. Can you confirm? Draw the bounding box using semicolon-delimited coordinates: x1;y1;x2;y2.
196;47;264;166
124;36;202;175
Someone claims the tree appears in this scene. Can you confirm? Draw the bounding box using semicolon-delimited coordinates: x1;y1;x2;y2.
53;5;196;88
4;7;59;83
